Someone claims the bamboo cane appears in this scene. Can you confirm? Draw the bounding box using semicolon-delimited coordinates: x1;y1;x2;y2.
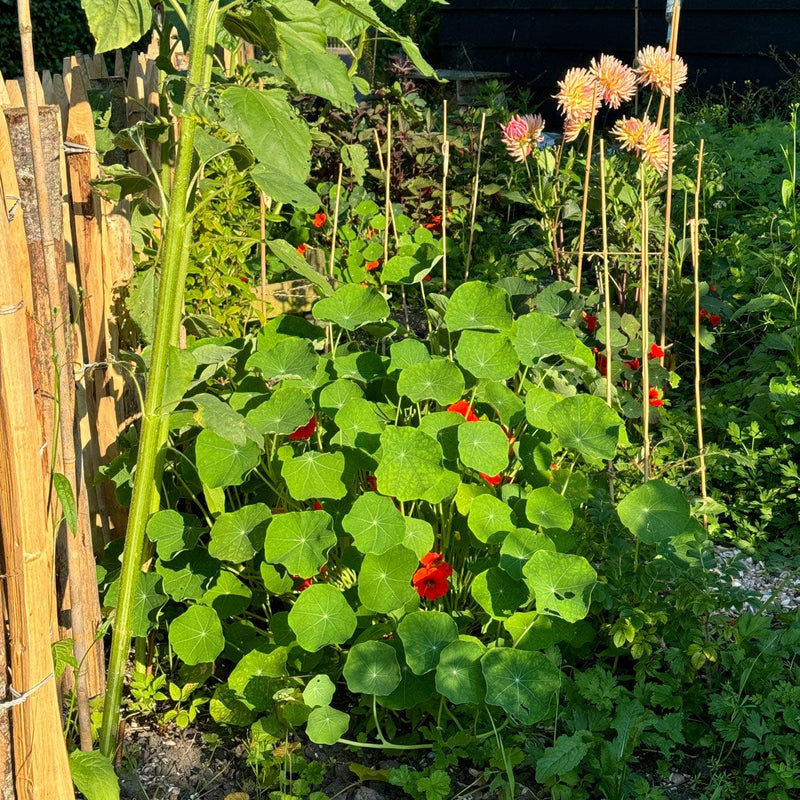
441;100;450;292
600;139;616;505
691;140;708;527
464;112;486;281
576;86;599;292
640;162;651;482
260;191;267;320
659;0;682;365
329;162;343;280
383;109;391;269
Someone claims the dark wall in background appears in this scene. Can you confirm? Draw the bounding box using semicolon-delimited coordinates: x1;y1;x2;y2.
438;0;800;100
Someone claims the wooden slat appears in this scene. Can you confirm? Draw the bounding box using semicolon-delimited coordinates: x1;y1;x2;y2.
126;53;148;178
93;53;109;79
0;70;10;108
144;58;162;205
51;72;69;134
41;71;53;104
5;79;24;108
114;49;125;78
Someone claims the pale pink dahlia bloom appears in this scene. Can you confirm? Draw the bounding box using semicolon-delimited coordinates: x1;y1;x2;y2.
635;46;688;97
589;54;637;109
499;113;545;161
611;116;671;173
554;67;600;123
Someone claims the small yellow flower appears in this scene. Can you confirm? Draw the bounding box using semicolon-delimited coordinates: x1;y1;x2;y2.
635;45;688;96
589;54;637;109
554;67;600;123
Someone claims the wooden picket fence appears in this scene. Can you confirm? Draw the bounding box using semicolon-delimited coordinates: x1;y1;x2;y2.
0;33;183;798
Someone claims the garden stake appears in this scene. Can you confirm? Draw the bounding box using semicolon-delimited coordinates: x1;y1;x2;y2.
600;141;616;503
575;84;598;291
640;161;651;482
17;0;94;751
329;162;343;280
383;110;391;271
260;191;267;320
100;0;214;757
659;0;682;362
441;99;450;291
691;140;708;527
464;112;486;280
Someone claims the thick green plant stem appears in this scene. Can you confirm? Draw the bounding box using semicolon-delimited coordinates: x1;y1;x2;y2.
99;0;212;757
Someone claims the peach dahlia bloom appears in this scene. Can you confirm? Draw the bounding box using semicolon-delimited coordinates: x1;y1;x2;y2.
554;67;600;123
589;54;637;109
635;46;688;97
611;116;671;173
499;113;545;162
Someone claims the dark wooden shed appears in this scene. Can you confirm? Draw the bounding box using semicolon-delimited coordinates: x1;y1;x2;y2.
437;1;800;97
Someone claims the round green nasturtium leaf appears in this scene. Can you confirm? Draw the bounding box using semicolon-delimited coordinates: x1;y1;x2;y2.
418;411;465;462
397;611;459;675
375;426;447;502
288;584;357;652
471;567;530;619
168;605;225;665
503;611;587;650
146;509;202;561
455;330;519;381
263;510;336;578
389;339;431;373
481;647;561;724
209;503;271;563
435;639;486;705
457;420;509;476
246;386;313;435
260;562;293;595
343;641;402;696
343;493;405;555
382;254;428;284
313;283;390;331
247;337;319;382
228;644;288;710
468;493;515;544
318;378;364;414
375;641;436;710
455;483;493;516
201;571;252;618
358;545;418;613
402;517;435;560
303;674;336;708
477;381;525;429
617;479;691;544
332;347;388;383
397;357;465;406
525;487;573;531
500;529;555;580
305;705;349;745
515;312;578;365
548;394;622;462
525;386;561;431
444;281;513;332
102;571;167;638
156;550;219;602
196;429;262;488
334;398;385;453
522;550;597;622
422;469;461;505
280;450;347;501
209;683;258;727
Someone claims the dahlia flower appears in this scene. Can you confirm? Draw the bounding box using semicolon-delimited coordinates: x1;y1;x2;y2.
589;54;637;109
635;46;688;97
554;67;600;123
499;113;545;162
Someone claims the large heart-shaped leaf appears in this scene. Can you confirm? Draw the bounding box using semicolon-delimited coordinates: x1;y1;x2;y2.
343;493;405;555
515;312;578;365
455;331;519;380
288;584;357;651
444;281;513;332
81;0;151;52
548;395;622;461
458;421;509;476
435;639;486;705
196;429;261;488
168;605;224;665
280;450;347;500
69;749;120;800
525;487;574;531
481;648;560;724
264;510;336;578
397;357;465;406
358;545;418;613
397;611;459;675
617;480;691;544
522;550;597;622
375;426;447;502
313;284;389;331
209;503;271;563
343;641;402;696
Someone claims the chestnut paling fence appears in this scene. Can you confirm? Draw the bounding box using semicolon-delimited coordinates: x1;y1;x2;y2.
0;36;182;799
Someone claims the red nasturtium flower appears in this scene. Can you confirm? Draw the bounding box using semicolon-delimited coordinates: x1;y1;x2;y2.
448;400;479;422
583;312;598;333
424;215;443;233
366;475;378;492
625;358;641;371
649;387;664;407
595;352;608;376
365;260;381;272
412;553;453;600
423;274;432;281
649;343;665;359
289;415;316;440
296;243;309;255
709;314;721;327
480;473;502;486
312;212;327;228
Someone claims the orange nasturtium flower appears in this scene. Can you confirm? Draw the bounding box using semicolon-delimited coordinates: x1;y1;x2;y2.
412;553;453;600
635;45;688;97
499;113;545;162
589;54;637;109
649;388;664;407
312;212;327;228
